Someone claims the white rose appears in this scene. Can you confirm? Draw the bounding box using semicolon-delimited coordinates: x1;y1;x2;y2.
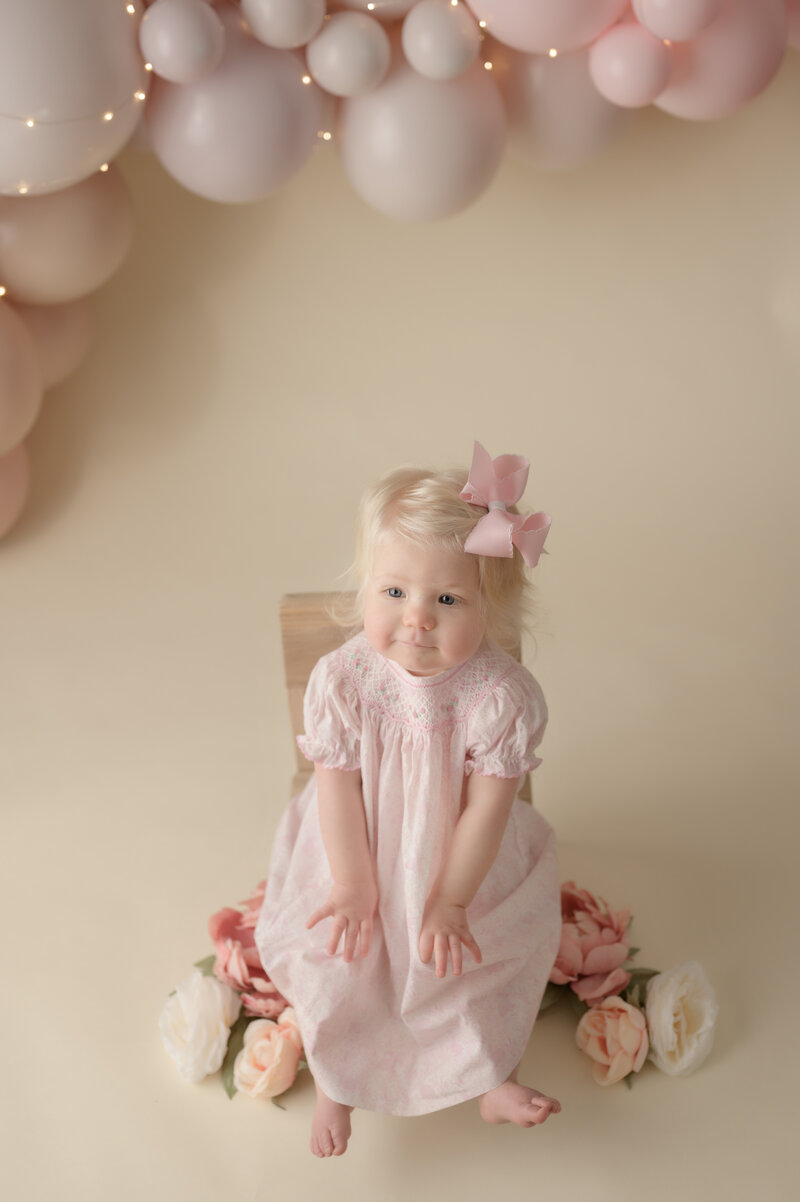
645;961;719;1076
159;969;242;1083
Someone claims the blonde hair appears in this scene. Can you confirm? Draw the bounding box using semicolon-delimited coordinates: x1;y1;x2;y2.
331;465;535;654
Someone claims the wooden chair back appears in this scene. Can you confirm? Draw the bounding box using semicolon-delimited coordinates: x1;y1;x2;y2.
279;592;531;802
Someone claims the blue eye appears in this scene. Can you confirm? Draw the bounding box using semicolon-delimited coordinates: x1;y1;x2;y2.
386;587;404;599
438;594;456;606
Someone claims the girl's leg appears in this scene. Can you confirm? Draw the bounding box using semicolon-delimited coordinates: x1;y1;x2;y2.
310;1078;354;1157
479;1064;561;1128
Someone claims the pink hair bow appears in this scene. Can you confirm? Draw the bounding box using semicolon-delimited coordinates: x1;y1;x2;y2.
459;441;551;568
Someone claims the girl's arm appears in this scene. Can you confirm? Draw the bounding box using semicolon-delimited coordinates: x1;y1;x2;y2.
419;772;520;978
306;765;378;963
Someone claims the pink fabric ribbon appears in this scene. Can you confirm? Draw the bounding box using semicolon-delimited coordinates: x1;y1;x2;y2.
459;441;551;568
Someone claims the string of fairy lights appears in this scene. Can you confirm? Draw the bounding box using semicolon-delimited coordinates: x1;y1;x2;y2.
0;0;684;173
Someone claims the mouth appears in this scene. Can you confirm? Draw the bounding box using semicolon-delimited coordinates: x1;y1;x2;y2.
398;640;432;650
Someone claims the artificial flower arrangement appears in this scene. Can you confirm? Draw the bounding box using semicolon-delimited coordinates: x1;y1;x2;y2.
543;881;720;1086
159;879;719;1102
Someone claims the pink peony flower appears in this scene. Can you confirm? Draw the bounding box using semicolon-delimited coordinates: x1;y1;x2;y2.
549;880;632;1006
576;995;649;1086
209;882;289;1019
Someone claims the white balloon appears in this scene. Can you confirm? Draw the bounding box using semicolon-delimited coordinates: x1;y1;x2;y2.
307;13;391;98
340;0;416;21
402;0;481;81
0;0;149;196
139;0;225;84
242;0;326;49
632;0;723;42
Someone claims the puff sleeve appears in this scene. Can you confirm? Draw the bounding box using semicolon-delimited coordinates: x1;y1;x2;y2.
464;666;548;779
296;650;362;772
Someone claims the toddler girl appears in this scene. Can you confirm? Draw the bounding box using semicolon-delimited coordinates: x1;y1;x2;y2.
255;442;562;1157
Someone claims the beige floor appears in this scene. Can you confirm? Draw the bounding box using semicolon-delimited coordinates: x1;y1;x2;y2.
2;54;799;1202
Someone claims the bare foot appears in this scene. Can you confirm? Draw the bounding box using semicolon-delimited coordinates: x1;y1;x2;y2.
479;1079;561;1128
310;1081;354;1157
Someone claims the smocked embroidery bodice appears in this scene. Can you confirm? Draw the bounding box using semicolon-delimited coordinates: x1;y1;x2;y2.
337;631;518;734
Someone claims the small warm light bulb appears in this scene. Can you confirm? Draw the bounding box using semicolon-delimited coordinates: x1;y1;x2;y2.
483;60;493;70
322;131;332;141
134;90;146;101
126;3;136;13
100;163;110;172
367;2;375;9
25;118;35;128
302;74;312;84
18;183;29;194
0;286;6;297
103;111;114;121
479;20;487;28
663;39;672;46
144;61;153;71
548;48;558;58
450;0;458;6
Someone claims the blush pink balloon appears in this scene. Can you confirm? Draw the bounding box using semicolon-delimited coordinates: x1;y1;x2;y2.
0;0;148;197
12;298;95;389
337;40;506;220
0;166;134;304
493;43;633;170
0;302;42;456
146;7;323;203
654;0;787;120
589;22;673;108
465;0;628;54
0;441;32;540
139;0;224;84
787;0;800;50
632;0;723;42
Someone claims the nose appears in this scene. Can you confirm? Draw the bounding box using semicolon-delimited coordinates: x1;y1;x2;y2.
403;598;435;631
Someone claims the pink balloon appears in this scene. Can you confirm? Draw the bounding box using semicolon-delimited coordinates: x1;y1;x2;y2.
589;22;673;108
654;0;787;120
146;7;323;203
632;0;723;42
493;43;633;171
12;298;95;389
0;0;148;197
788;0;800;50
0;302;42;456
139;0;225;84
0;442;32;540
465;0;628;54
0;166;134;304
337;41;506;220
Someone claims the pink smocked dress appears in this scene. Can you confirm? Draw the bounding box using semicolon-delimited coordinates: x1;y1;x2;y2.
255;630;560;1116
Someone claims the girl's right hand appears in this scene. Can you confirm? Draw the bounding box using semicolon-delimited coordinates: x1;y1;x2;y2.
306;878;378;963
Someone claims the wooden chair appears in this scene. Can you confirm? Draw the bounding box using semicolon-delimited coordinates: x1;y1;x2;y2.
279;593;532;802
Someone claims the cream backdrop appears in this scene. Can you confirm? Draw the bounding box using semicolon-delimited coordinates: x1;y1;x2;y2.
2;55;798;1202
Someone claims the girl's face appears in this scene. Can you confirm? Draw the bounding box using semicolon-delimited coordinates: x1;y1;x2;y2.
363;533;486;676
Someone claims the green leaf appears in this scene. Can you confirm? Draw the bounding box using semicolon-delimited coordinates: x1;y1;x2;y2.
567;990;590;1018
220;1014;252;1099
193;954;217;977
297;1058;308;1071
626;947;641;960
624;1074;634;1091
538;982;565;1012
627;967;660;986
271;1097;286;1111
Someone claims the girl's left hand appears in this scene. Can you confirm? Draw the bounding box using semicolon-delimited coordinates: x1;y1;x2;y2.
418;896;482;978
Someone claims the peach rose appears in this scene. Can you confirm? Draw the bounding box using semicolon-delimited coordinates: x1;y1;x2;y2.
550;880;632;1005
576;995;649;1086
233;1007;304;1099
209;882;289;1018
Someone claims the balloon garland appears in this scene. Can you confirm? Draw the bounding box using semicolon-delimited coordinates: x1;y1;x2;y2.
0;0;796;538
